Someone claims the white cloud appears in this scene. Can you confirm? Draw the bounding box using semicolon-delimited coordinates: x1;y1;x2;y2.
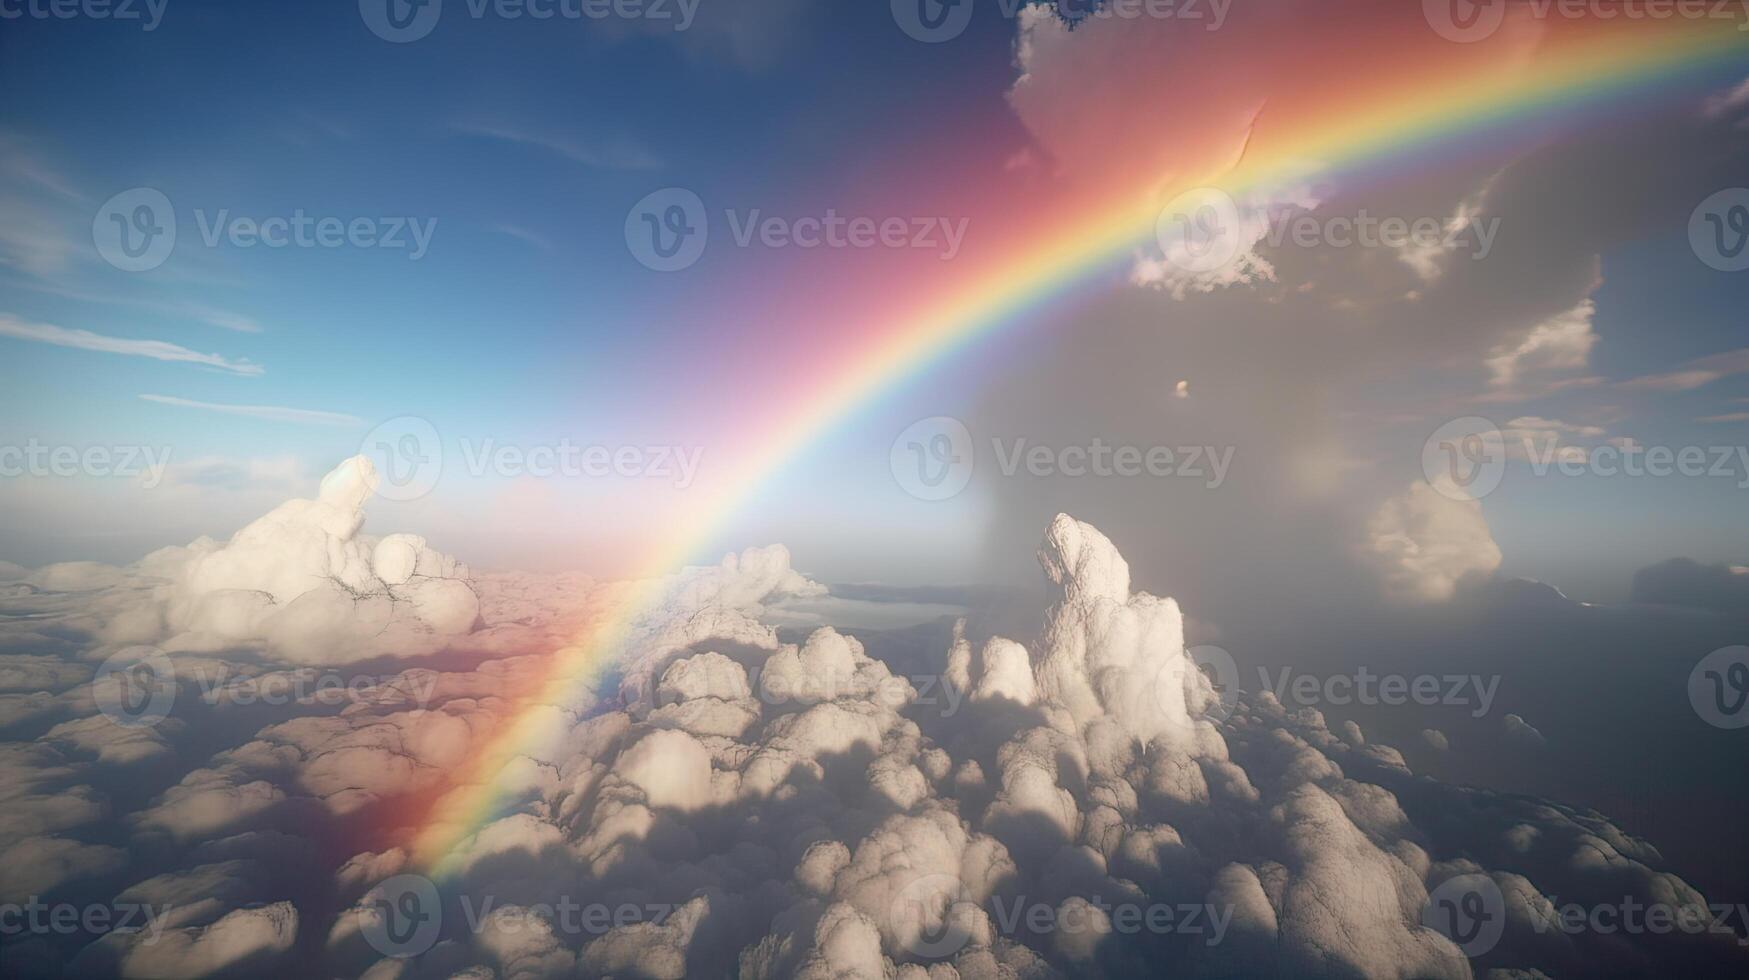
138;394;362;427
0;834;127;903
1503;713;1546;747
1702;76;1749;120
1398;183;1495;283
1618;346;1749;392
1499;415;1608;464
1131;181;1325;300
453;122;663;171
0;315;262;376
1486;299;1599;390
1362;481;1503;601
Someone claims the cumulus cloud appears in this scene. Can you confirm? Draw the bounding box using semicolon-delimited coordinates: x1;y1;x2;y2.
1362;482;1504;601
3;456;486;665
1130;180;1326;300
1503;714;1546;748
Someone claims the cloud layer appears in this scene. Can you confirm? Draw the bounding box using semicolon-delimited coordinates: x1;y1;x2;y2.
1;475;1741;977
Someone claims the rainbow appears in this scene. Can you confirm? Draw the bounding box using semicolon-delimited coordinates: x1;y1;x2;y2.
410;11;1749;873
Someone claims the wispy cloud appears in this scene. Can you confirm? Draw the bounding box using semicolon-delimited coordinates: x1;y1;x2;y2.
453;121;663;171
1702;76;1749;120
0;131;85;278
1486;299;1598;390
187;307;265;333
1698;412;1749;424
0;130;83;201
1618;347;1749;392
492;223;553;251
11;281;267;333
139;394;360;426
0;314;263;376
